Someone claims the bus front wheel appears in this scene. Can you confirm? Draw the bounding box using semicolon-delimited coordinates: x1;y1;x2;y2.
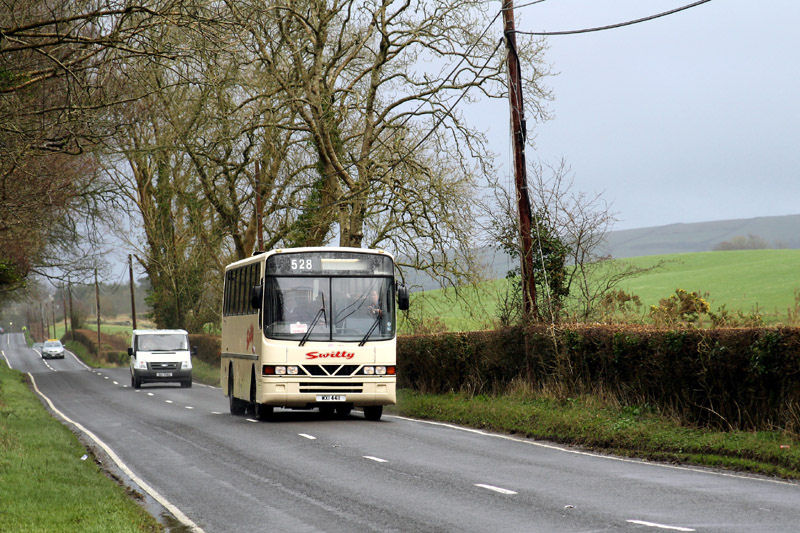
363;405;383;421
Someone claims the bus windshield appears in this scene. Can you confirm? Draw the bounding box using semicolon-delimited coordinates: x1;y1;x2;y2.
263;276;394;342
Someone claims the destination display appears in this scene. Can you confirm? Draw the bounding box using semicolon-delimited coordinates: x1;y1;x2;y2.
266;251;393;276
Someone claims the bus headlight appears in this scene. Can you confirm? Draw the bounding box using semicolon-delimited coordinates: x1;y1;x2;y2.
363;366;375;375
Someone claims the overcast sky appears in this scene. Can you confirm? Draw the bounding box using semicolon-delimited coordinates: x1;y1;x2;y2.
477;0;800;231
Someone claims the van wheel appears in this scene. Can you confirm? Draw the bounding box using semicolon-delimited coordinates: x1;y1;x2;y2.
363;405;383;421
228;368;246;416
132;374;141;389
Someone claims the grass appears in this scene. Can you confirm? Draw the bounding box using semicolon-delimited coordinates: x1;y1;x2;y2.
392;389;800;479
401;249;800;332
0;362;162;531
191;358;220;387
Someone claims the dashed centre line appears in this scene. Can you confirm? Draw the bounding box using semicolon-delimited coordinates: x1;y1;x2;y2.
165;400;174;404
298;433;317;440
474;484;517;495
363;456;387;463
626;520;695;532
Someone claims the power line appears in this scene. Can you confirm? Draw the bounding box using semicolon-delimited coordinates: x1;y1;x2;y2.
514;0;713;36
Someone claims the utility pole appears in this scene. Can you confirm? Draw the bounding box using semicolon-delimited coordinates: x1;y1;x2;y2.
129;254;137;330
51;301;56;339
502;0;538;320
40;303;45;341
68;280;74;341
62;285;68;340
255;160;264;253
94;268;101;358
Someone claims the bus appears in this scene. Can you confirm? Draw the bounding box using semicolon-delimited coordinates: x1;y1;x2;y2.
221;247;409;421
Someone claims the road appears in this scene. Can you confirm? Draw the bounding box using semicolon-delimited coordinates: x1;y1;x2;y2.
2;331;799;532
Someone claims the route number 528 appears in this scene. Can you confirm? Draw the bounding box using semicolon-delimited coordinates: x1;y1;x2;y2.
291;259;313;271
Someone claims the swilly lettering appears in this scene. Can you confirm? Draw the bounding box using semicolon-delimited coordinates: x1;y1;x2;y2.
306;351;355;360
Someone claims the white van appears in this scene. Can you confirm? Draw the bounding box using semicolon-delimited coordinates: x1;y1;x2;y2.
129;329;194;389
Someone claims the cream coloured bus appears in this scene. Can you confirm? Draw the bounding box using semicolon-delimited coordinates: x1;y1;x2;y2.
221;247;409;421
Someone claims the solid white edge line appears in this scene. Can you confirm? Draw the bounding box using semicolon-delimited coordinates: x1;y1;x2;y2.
386;415;796;486
1;350;11;369
627;519;695;531
27;372;204;533
474;483;517;495
67;349;92;371
363;456;388;463
298;433;317;440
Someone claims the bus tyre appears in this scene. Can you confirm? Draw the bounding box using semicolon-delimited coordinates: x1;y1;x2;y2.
228;371;247;416
254;403;273;421
363;405;383;421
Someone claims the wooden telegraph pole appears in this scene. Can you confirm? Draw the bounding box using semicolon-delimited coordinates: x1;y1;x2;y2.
62;286;68;339
129;254;137;330
255;160;264;253
502;0;538;319
94;268;101;357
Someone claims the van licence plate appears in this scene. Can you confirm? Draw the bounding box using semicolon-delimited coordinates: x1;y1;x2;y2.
156;372;173;377
316;395;346;402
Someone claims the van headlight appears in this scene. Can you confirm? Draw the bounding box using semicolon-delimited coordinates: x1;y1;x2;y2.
181;360;192;369
134;360;148;370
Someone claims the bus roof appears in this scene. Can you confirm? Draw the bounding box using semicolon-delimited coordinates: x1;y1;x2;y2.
224;246;394;271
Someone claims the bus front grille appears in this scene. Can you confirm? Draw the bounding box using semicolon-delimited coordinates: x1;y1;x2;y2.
301;365;359;376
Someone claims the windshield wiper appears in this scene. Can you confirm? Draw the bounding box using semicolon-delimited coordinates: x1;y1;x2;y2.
299;294;326;346
359;315;382;347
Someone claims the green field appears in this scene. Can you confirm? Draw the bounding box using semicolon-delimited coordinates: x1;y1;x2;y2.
401;249;800;332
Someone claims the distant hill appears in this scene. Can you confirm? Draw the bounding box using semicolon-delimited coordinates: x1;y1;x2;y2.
404;214;800;290
600;214;800;258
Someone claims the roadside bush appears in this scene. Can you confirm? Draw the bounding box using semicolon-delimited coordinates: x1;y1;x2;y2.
189;334;220;365
398;325;800;432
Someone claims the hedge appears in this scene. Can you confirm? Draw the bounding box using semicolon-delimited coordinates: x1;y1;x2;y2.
189;334;221;366
398;325;800;431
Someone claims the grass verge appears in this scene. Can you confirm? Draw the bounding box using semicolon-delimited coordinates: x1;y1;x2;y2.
393;389;800;479
191;358;220;387
0;362;162;531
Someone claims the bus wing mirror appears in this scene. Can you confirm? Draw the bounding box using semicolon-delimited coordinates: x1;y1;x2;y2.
397;283;410;311
250;284;263;309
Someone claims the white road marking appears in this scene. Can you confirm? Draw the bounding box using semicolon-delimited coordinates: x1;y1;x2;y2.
246;418;258;423
185;406;193;410
474;483;517;495
165;400;174;404
363;456;387;463
627;519;695;531
388;415;796;486
104;376;109;380
1;350;10;368
298;433;317;440
67;350;91;370
147;392;154;397
27;373;204;532
113;381;119;385
211;411;222;415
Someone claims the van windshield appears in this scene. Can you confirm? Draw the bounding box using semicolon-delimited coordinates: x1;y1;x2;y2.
136;334;188;351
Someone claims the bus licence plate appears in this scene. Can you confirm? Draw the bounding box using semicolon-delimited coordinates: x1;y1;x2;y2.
316;395;346;402
156;372;173;377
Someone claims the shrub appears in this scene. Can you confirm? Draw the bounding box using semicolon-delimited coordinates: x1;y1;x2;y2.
398;325;800;432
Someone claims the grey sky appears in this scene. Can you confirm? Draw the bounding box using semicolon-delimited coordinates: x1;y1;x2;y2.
479;0;800;230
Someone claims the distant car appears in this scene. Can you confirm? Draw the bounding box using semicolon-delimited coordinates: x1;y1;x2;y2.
42;340;65;359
